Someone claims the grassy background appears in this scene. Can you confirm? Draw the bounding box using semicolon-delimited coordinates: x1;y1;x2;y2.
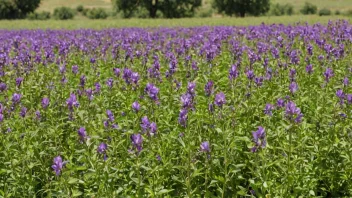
0;16;349;29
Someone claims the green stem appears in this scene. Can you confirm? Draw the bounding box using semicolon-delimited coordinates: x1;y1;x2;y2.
137;156;141;197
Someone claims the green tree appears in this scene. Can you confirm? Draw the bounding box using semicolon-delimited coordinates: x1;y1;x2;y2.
114;0;201;18
0;0;41;19
213;0;270;17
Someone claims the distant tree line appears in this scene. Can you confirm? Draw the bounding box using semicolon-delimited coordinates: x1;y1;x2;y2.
0;0;349;20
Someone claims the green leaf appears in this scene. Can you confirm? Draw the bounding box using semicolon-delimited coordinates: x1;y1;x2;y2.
68;178;79;184
72;189;83;197
157;189;174;195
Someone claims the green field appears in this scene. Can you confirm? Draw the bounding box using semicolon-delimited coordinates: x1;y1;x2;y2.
0;16;349;29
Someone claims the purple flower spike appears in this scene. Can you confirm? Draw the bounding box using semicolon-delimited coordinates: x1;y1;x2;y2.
149;122;157;136
204;80;214;97
200;141;210;152
97;142;108;154
251;126;266;152
20;107;27;118
141;116;150;132
12;93;22;104
52;156;67;176
113;68;120;78
214;92;226;108
106;78;114;89
264;104;274;116
324;68;334;83
131;134;143;152
0;82;7;92
145;83;159;102
106;110;115;122
72;65;79;75
16;77;23;88
132;101;140;112
306;64;313;75
42;97;49;109
66;93;79;111
343;77;349;86
78;127;88;142
178;108;188;127
289;82;298;94
285;101;303;123
276;98;285;108
187;82;196;96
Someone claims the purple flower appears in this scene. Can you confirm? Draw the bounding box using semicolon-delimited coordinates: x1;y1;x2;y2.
35;110;41;120
132;101;140;112
145;83;159;102
208;103;214;113
306;64;313;75
123;68;132;84
80;75;86;87
324;68;334;83
156;155;162;161
264;103;274;116
187;82;196;96
204;80;214;97
20;107;27;118
178;108;188;127
78;127;88;142
245;69;255;80
229;64;239;80
200;141;210;152
90;57;96;64
214;92;226;108
343;77;349;86
336;89;345;99
289;82;298;94
181;93;193;109
16;77;23;88
106;78;114;89
254;76;264;87
97;142;108;161
285;101;303;123
66;93;79;111
41;97;49;109
86;89;93;101
52;156;67;176
0;82;7;92
97;142;108;154
131;134;143;152
12;93;22;104
141;116;150;132
72;65;79;75
106;110;115;122
113;68;120;78
347;94;352;104
149;122;157;136
251;126;266;152
0;113;4;122
95;82;101;93
276;98;285;108
131;72;140;85
289;69;296;80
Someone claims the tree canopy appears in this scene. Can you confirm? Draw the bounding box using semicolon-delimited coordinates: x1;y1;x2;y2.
114;0;202;18
0;0;41;19
212;0;270;17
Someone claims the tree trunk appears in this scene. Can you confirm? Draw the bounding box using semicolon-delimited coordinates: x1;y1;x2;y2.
149;0;159;18
239;11;245;17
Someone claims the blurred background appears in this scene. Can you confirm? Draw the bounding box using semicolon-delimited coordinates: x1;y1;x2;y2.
0;0;350;29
